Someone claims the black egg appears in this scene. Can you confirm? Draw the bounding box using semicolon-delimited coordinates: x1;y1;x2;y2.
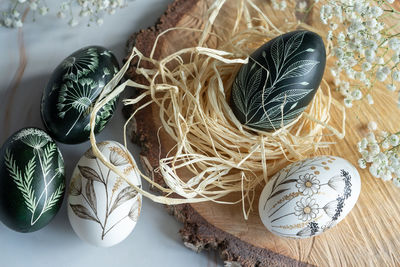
230;30;326;131
0;128;65;233
41;46;119;144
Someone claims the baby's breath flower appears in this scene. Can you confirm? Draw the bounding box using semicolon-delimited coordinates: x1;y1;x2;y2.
1;0;132;28
358;123;400;186
368;121;377;131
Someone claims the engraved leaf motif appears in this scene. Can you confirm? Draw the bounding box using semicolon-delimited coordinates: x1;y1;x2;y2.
69;174;82;196
271;36;284;72
86;180;97;214
43;183;65;213
109;186;139;214
70;204;99;223
128;198;141;222
296;226;312;237
78;165;103;183
284;31;305;59
267;188;288;201
268;89;313;103
232;63;264;120
280;60;319;80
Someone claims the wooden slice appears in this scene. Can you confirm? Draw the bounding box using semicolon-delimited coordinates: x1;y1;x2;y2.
124;1;400;266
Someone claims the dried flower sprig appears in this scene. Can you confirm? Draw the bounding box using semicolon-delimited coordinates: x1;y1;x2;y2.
0;0;132;28
357;122;400;187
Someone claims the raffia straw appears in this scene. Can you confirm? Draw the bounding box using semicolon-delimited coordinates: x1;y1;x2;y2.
88;0;346;214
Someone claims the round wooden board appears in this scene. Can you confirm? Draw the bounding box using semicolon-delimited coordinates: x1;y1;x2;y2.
124;1;400;266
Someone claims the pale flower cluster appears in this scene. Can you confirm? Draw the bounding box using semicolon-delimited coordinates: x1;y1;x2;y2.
358;122;400;187
320;0;400;108
1;0;131;28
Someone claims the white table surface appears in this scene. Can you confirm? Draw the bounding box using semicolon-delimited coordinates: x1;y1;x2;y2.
0;1;222;266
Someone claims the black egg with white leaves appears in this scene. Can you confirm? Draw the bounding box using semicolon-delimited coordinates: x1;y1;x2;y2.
0;128;65;233
230;30;326;131
41;46;120;144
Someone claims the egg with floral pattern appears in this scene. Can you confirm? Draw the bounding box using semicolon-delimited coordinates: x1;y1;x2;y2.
41;46;120;144
258;156;361;238
230;30;326;131
0;127;65;233
68;141;142;247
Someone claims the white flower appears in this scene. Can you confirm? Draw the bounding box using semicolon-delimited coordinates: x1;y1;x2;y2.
68;18;79;27
368;121;377;131
296;173;320;196
30;2;38;10
389;38;400;50
344;98;353;108
389;135;400;147
358;158;367;169
393;178;400;187
12;10;20;18
39;7;49;16
382;140;390;149
376;71;387;82
14;20;23;28
4;17;12;27
381;66;391;76
279;0;287;10
351;89;362;100
387;84;396;92
96;18;104;25
367;132;377;143
366;94;374;105
392;71;400;82
294;198;319;222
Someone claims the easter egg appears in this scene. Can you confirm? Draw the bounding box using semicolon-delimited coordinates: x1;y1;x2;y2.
68;141;142;247
0;128;65;233
230;30;326;131
258;156;360;238
41;46;120;144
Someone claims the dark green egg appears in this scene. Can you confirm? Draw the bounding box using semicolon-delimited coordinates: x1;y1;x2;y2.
41;46;120;144
0;127;65;233
230;30;326;131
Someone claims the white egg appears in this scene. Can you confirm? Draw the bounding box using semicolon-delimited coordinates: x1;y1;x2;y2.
68;141;142;247
258;156;360;239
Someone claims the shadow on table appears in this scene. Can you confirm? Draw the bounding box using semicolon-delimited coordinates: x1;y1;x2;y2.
0;73;49;144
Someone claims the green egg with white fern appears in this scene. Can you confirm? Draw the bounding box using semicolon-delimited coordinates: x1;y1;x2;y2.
41;46;120;144
0;127;65;233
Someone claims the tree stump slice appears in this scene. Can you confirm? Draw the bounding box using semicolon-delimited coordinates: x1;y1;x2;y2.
124;1;400;266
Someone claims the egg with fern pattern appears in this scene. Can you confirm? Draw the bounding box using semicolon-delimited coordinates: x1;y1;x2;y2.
230;30;326;131
0;127;65;233
68;141;142;247
41;46;120;144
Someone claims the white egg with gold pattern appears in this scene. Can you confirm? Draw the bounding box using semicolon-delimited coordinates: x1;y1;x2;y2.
67;141;142;247
258;156;360;238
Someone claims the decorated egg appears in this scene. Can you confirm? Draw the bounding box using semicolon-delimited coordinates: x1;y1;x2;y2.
230;30;326;131
68;141;142;247
258;156;360;238
0;127;65;233
41;46;120;144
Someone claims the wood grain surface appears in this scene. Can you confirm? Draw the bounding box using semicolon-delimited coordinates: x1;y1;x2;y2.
125;0;400;266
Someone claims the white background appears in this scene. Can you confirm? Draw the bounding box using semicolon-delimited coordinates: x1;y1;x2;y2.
0;1;222;266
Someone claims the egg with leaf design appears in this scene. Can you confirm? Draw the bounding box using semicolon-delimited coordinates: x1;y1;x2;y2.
230;30;326;131
68;141;142;247
41;46;120;144
258;156;361;239
0;127;65;233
